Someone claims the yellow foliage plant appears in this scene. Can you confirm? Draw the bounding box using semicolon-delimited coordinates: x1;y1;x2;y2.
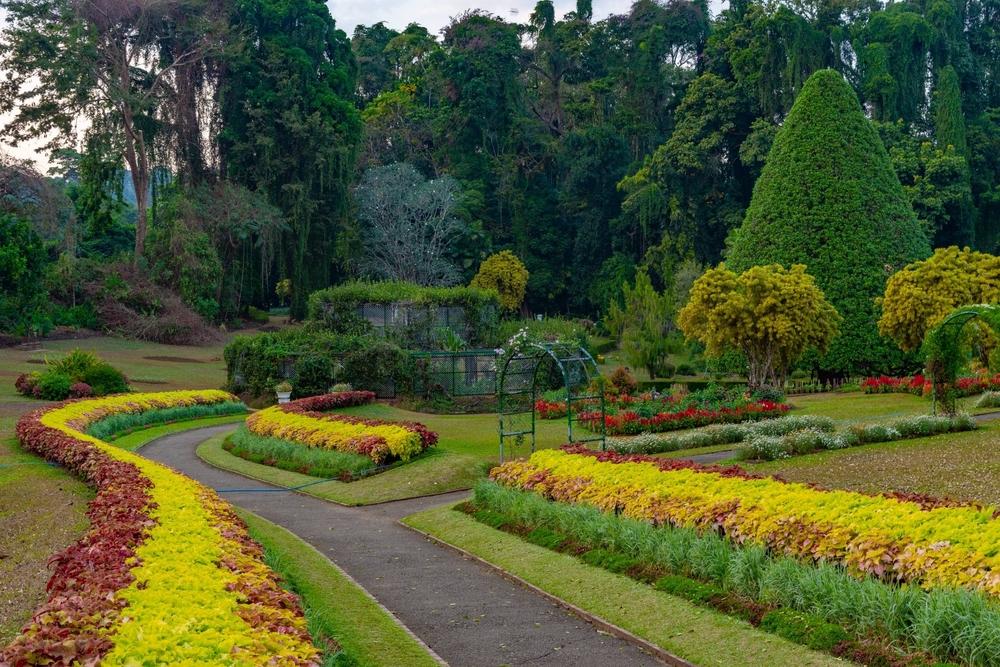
878;246;1000;352
470;250;529;311
492;449;1000;598
677;264;841;387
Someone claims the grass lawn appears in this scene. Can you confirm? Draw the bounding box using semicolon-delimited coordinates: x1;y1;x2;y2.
402;505;850;667
0;412;92;644
199;433;483;505
744;421;1000;505
0;336;229;394
237;509;440;667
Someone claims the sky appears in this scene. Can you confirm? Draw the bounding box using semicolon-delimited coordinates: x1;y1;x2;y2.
1;0;725;170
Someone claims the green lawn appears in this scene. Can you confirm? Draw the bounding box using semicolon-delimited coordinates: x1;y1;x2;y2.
402;505;850;667
199;433;483;505
238;509;440;667
0;411;92;644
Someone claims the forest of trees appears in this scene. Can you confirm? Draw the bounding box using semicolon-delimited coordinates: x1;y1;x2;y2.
1;0;999;330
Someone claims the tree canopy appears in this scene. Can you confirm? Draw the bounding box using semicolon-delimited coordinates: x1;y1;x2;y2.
678;264;841;387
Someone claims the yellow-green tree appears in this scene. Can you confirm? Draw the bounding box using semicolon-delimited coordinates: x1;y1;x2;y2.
678;264;841;388
471;250;529;311
878;247;1000;352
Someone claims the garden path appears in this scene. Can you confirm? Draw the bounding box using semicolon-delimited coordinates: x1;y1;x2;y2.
139;425;661;667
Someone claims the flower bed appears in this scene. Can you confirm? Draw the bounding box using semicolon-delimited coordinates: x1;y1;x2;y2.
2;391;320;667
860;374;930;395
246;392;437;464
861;372;1000;399
490;447;1000;597
581;401;789;435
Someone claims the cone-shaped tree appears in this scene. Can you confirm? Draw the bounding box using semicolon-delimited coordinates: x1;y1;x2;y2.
727;69;931;374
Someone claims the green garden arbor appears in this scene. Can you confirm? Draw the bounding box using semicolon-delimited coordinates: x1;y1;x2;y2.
923;305;1000;414
497;342;605;462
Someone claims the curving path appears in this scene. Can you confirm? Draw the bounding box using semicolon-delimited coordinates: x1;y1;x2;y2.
139;425;661;667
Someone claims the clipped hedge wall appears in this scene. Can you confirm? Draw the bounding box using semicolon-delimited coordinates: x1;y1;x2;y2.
224;329;368;399
306;281;500;347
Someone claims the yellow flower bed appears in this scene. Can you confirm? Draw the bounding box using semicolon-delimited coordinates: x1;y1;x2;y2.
492;449;1000;596
38;391;320;666
247;406;424;463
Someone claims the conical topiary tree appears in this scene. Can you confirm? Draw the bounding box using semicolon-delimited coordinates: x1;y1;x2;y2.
726;69;931;375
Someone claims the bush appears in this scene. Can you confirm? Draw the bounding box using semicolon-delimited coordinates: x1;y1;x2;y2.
977;391;1000;408
608;367;638;396
15;372;42;397
224;329;369;399
291;356;335;399
68;382;93;399
82;364;129;396
38;372;72;401
736;435;789;461
340;343;414;395
676;363;694;376
47;349;102;379
247;306;270;323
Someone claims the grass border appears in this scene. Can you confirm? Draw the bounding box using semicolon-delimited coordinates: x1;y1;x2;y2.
197;433;482;506
236;508;444;667
401;504;853;667
116;414;248;451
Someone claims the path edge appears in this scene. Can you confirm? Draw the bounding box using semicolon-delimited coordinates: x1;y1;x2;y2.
397;519;698;667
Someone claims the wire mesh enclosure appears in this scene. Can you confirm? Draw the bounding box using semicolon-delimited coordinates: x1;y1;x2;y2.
498;342;605;463
412;350;499;396
356;303;471;347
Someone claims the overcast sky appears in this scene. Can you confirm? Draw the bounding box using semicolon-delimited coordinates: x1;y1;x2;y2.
1;0;726;169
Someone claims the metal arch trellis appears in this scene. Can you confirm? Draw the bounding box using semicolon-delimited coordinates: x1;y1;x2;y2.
924;306;1000;415
497;342;605;463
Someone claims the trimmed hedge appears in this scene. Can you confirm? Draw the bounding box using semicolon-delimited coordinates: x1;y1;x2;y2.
306;281;499;346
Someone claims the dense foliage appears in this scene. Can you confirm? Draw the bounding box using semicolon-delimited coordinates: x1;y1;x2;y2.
3;0;1000;342
15;349;130;400
878;246;1000;351
470;251;529;311
727;70;930;375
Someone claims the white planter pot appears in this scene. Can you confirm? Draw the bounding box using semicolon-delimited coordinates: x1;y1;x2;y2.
276;391;292;404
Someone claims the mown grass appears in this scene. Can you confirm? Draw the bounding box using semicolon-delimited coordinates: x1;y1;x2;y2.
238;509;440;667
199;433;484;505
402;505;850;667
0;412;92;644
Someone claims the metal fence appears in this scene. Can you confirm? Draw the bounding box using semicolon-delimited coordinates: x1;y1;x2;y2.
412;350;499;397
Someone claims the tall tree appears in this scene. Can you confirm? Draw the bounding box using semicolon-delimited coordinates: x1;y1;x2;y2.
0;0;225;261
935;65;969;158
727;69;931;374
220;0;362;319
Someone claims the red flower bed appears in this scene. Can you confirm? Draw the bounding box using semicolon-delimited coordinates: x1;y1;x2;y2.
3;407;155;666
283;391;376;412
535;400;568;419
578;401;790;435
860;375;929;396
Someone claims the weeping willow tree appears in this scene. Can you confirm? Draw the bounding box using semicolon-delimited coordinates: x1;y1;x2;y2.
219;0;362;320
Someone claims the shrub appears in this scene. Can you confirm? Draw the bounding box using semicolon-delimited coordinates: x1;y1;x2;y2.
340;343;414;396
736;435;789;461
608;367;638;396
47;349;102;379
82;364;129;396
977;391;1000;408
14;372;42;397
69;382;93;399
291;355;335;399
676;363;694;376
38;372;71;400
247;305;270;323
470;250;529;311
725;69;930;375
330;383;353;393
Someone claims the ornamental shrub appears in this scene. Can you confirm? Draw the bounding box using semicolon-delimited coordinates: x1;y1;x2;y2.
38;372;71;401
291;355;335;399
68;382;93;399
470;250;529;311
82;364;129;396
726;69;931;375
339;342;415;395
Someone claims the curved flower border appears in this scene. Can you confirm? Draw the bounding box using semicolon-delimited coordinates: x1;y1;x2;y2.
247;391;437;464
2;391;320;667
491;446;1000;597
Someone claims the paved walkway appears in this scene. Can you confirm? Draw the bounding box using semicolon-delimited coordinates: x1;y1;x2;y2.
139;425;660;667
